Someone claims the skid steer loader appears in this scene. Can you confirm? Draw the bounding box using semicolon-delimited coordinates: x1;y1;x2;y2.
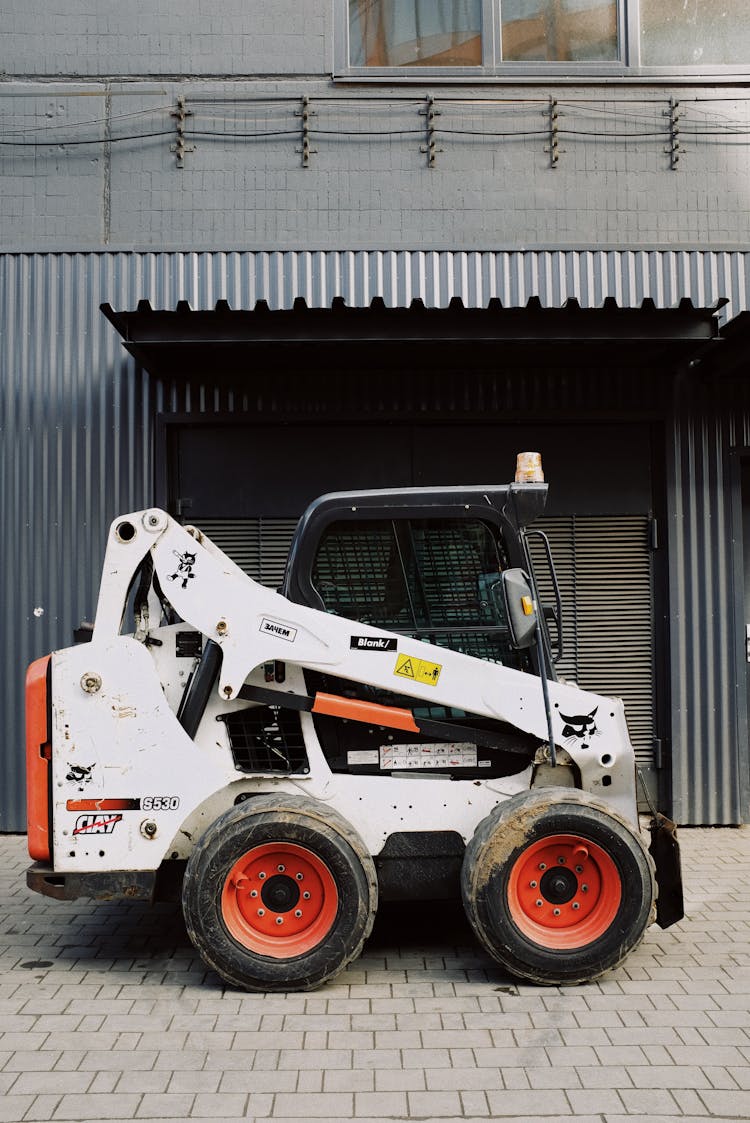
25;470;683;991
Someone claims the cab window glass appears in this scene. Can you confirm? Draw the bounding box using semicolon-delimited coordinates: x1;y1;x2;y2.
312;516;528;669
311;520;411;630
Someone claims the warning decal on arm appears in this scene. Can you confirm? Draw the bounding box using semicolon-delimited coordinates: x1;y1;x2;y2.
393;653;442;686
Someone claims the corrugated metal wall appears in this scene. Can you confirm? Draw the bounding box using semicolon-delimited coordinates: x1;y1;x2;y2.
3;248;750;830
668;373;750;824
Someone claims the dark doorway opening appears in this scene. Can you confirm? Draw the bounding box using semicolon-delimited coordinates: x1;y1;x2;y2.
161;416;661;804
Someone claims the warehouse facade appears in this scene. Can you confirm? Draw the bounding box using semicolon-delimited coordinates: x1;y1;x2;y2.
2;2;750;830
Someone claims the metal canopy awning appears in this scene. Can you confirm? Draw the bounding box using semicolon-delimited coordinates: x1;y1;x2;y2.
101;296;731;381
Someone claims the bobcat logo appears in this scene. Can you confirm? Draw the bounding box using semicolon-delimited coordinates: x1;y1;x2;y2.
66;763;94;790
560;707;599;749
168;550;197;589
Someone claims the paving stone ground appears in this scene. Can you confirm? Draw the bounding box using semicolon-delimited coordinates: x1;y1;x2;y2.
1;826;749;1122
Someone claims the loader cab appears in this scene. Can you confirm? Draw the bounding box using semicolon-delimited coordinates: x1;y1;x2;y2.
278;482;557;780
283;482;552;675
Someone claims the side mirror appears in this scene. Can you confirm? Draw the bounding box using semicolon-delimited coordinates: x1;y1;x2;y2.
501;568;538;650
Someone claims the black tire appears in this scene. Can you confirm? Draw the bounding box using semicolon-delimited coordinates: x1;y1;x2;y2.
182;794;378;992
461;787;656;985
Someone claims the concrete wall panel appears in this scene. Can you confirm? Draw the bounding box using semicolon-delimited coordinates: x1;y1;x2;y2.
0;1;329;77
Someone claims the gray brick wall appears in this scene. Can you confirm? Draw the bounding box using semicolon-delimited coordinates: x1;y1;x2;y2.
1;2;750;251
1;1;329;76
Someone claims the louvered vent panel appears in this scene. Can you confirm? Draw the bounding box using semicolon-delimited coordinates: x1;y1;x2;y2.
532;516;655;765
196;518;299;588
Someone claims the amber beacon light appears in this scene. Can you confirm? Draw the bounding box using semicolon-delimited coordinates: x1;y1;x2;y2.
515;451;544;483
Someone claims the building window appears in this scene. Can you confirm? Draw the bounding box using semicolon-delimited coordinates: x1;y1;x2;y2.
500;0;618;63
348;0;483;68
340;0;749;76
640;0;748;66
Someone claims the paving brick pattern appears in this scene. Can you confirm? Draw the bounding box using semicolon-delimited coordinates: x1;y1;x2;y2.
1;826;749;1121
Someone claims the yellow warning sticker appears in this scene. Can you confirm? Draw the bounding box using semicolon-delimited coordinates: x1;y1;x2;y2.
394;653;442;686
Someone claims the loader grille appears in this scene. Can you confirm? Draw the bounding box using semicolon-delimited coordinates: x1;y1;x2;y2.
217;706;308;774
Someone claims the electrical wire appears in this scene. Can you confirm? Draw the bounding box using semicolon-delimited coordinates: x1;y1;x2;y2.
557;128;668;138
5;92;750;151
435;128;550;138
189;129;299;139
302;127;425;136
0;105;174;139
0;130;174;147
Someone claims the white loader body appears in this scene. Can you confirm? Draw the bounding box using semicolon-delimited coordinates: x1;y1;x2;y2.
52;508;637;875
27;492;677;991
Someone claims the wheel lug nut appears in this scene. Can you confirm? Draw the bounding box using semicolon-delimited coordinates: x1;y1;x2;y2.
258;871;266;880
575;865;583;874
294;909;302;917
303;891;311;899
538;863;547;871
553;908;561;916
277;864;285;872
257;908;265;916
557;856;566;864
250;890;258;898
296;872;304;880
275;917;283;925
529;880;538;889
582;884;589;893
535;899;543;908
572;902;580;910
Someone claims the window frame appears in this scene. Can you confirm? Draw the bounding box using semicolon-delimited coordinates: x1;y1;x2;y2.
334;0;750;82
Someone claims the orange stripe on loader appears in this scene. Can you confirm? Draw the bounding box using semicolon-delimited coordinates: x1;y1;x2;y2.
26;656;51;862
311;692;420;733
66;798;139;812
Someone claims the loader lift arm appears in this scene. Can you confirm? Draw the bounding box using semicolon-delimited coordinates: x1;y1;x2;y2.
94;505;640;824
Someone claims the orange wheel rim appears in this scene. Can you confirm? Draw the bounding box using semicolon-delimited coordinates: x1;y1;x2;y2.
507;833;622;949
221;842;338;958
